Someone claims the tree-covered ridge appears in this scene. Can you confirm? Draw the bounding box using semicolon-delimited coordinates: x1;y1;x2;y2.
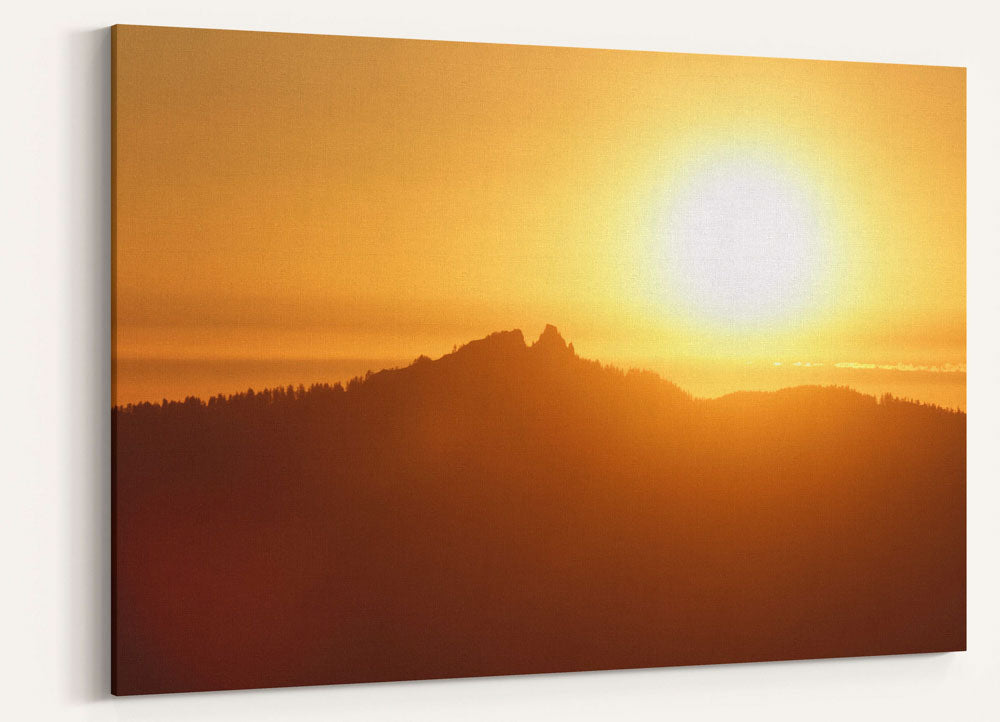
115;324;960;418
112;326;965;695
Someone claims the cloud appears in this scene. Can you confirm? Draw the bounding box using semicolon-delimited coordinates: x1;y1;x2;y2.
832;362;966;373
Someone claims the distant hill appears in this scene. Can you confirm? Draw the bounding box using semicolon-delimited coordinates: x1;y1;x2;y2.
113;326;966;695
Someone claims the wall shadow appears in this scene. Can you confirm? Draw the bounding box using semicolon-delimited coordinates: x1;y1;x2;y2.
65;26;111;702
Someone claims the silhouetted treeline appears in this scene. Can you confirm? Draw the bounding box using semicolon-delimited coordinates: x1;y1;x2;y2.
112;326;965;694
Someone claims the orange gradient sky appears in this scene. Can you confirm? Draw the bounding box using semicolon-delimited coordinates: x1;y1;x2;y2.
112;25;966;408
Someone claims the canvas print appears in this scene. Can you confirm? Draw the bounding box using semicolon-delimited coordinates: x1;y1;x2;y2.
111;25;966;695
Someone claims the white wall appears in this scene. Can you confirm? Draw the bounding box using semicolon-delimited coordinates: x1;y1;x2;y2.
2;1;998;719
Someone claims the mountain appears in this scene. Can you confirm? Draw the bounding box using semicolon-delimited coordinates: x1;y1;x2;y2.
112;326;966;695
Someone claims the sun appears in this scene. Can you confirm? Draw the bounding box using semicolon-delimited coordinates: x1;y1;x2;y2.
658;148;831;331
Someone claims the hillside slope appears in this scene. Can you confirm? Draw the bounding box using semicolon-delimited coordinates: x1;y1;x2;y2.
112;326;966;694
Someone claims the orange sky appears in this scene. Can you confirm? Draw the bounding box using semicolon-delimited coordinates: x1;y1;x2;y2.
112;25;965;408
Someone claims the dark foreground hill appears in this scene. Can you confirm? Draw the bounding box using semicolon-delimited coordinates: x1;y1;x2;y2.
112;326;965;694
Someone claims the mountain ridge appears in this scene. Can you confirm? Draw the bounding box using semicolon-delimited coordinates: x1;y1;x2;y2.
114;324;962;416
113;322;966;694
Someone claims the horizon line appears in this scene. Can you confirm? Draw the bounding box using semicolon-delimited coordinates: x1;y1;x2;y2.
113;327;966;413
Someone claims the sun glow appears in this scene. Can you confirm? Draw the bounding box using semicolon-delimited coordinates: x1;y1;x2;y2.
113;28;965;409
657;148;833;332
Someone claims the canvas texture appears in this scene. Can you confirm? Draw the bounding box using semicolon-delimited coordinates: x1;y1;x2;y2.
111;24;966;695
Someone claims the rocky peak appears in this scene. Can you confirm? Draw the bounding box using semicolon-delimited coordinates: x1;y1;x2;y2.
531;324;572;356
452;328;527;358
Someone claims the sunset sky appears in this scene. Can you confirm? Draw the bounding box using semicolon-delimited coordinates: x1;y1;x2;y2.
112;25;965;408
